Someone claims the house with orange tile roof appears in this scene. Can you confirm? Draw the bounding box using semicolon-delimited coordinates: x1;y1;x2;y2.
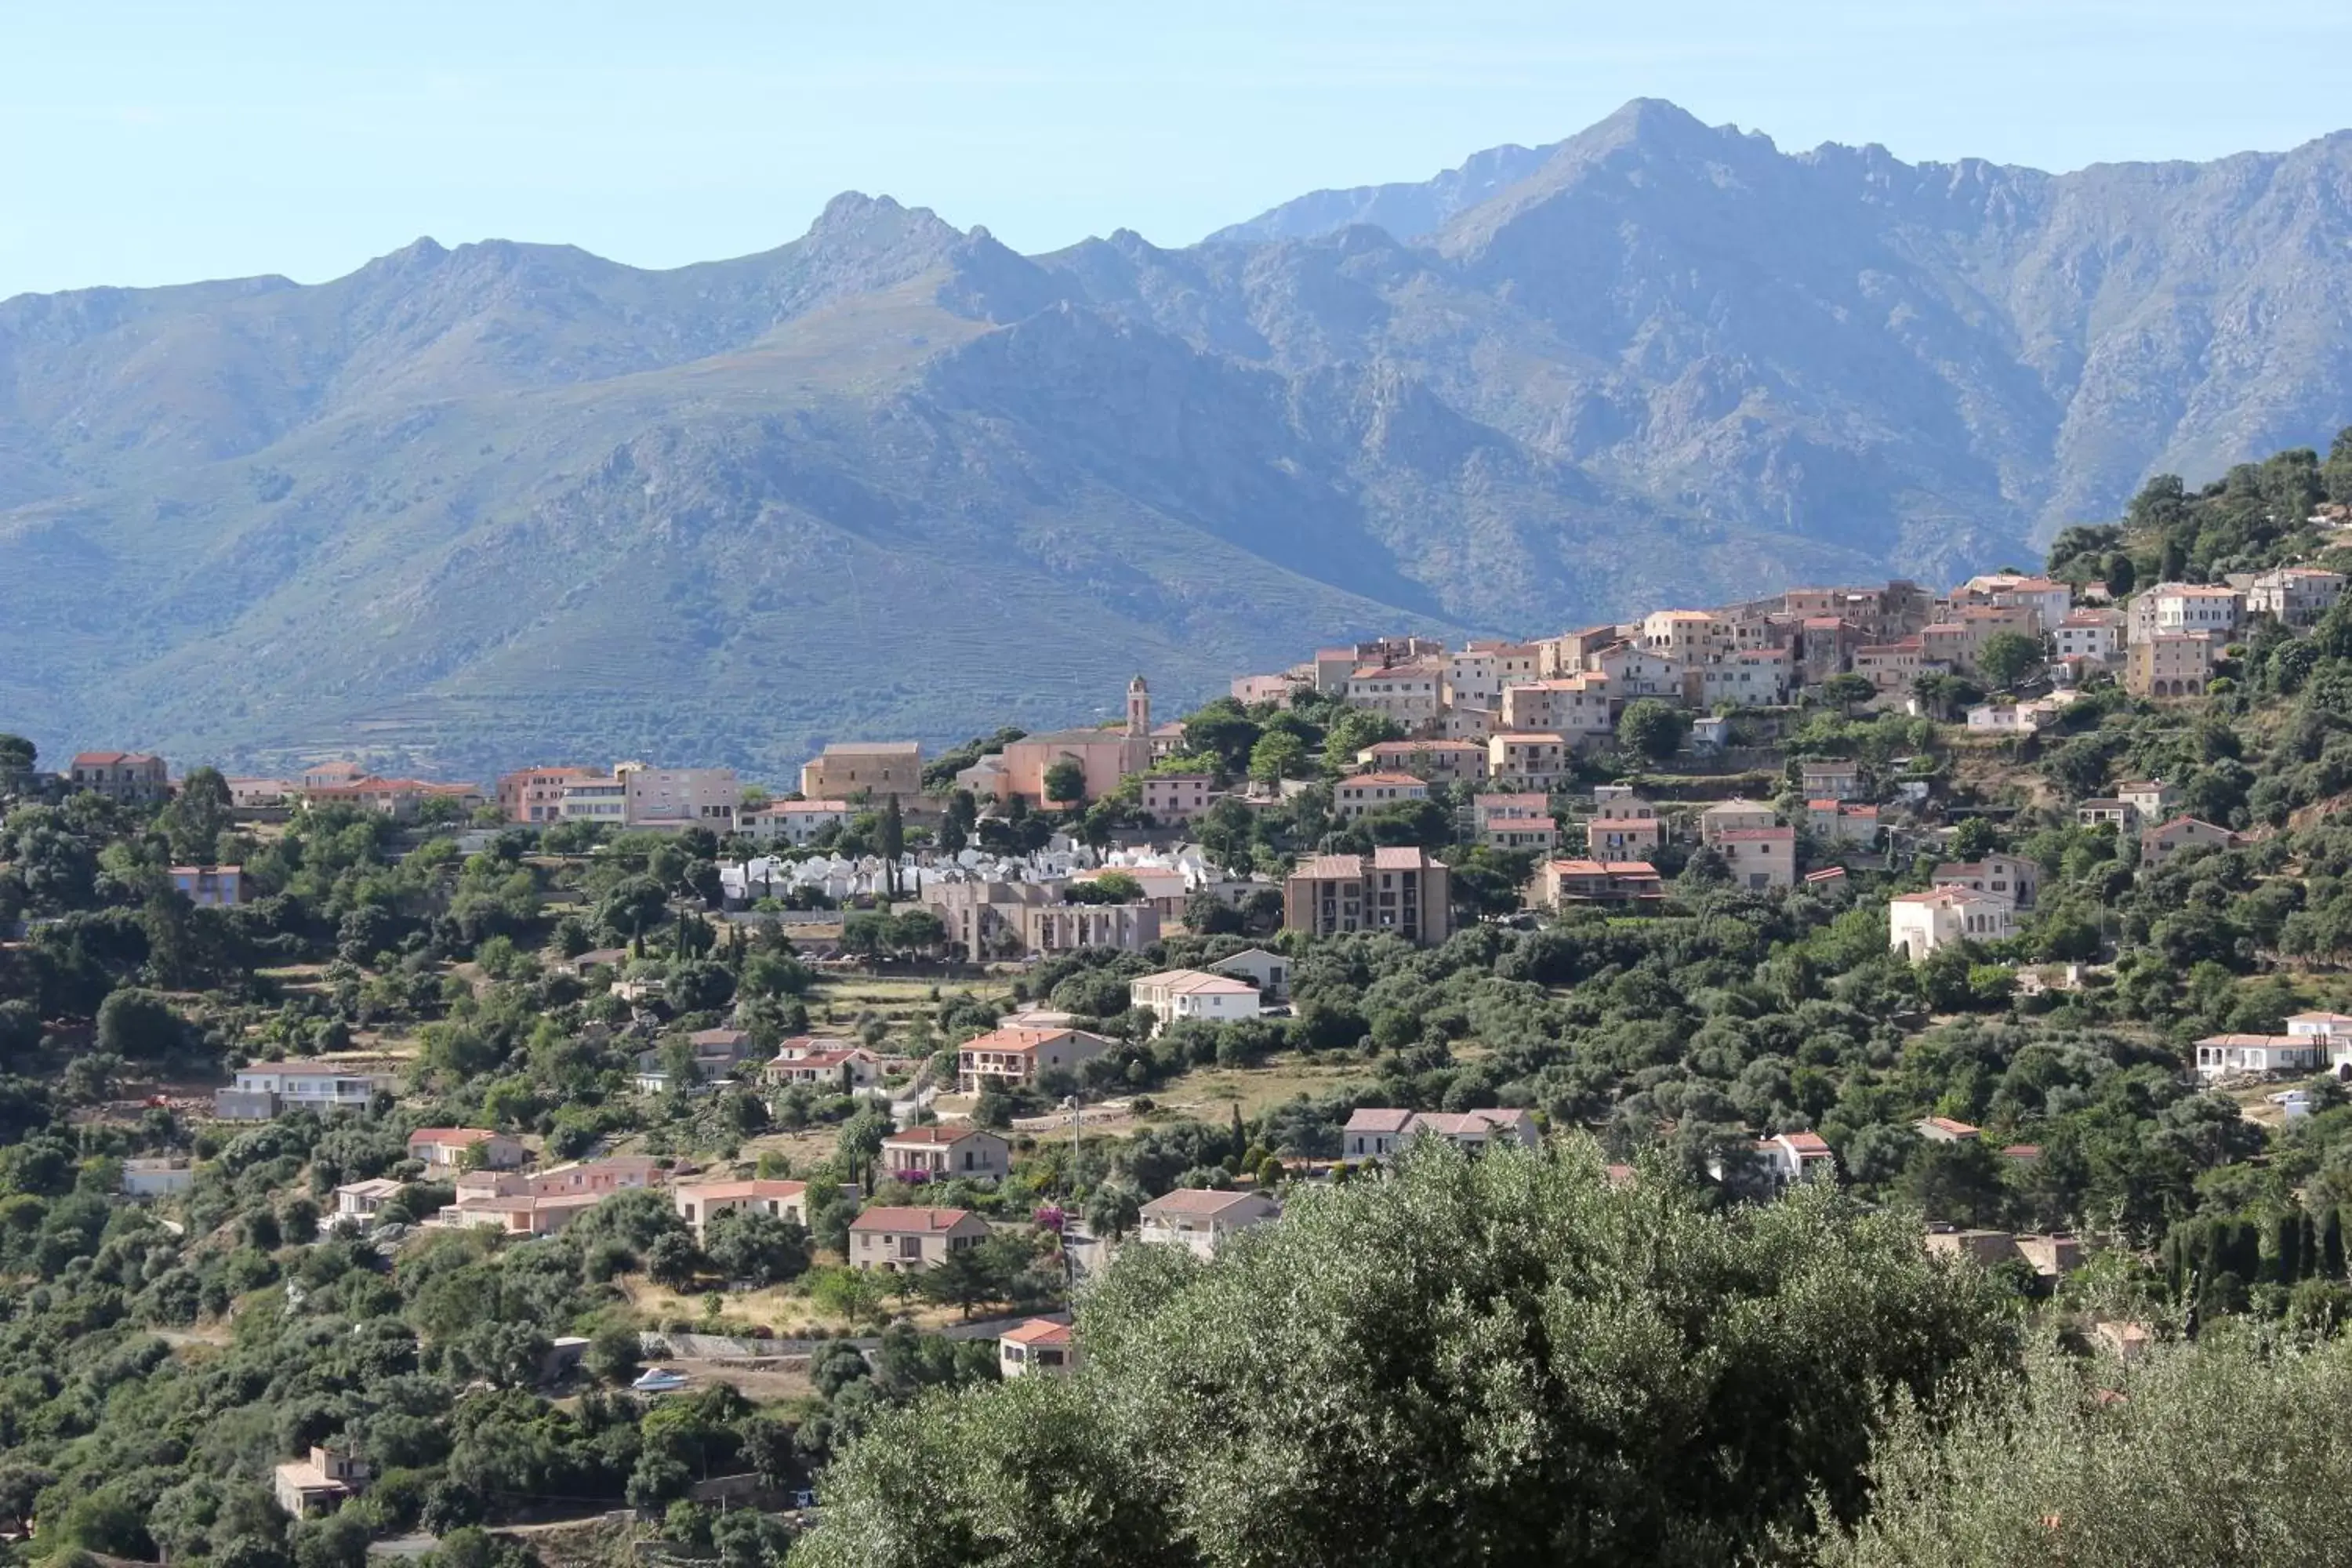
999;1318;1079;1377
1353;738;1490;783
407;1127;524;1169
2139;815;2236;869
1128;969;1263;1027
955;1026;1113;1094
1477;792;1558;851
848;1206;992;1271
1137;1189;1279;1258
880;1125;1011;1183
670;1178;811;1240
1716;826;1795;889
1525;859;1664;909
1915;1116;1980;1142
68;751;169;804
1332;771;1429;820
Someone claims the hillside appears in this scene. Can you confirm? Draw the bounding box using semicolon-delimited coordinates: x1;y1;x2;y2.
8;99;2352;776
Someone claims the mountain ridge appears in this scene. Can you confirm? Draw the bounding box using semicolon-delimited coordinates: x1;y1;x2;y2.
4;100;2350;777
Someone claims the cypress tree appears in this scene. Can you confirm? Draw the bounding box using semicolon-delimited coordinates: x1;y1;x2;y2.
2270;1210;2302;1285
2324;1207;2347;1280
2229;1220;2263;1285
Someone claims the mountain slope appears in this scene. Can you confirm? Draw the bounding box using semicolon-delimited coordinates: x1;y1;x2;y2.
3;101;2350;776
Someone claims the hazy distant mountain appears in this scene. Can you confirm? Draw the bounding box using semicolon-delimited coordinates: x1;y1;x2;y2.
1205;140;1561;244
4;97;2350;777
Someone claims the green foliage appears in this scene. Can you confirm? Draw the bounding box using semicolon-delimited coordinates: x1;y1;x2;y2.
1821;1334;2352;1568
1974;631;2045;691
800;1143;2010;1567
1617;699;1689;762
1042;760;1087;807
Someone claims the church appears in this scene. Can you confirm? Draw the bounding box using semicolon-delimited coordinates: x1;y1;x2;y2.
965;677;1160;806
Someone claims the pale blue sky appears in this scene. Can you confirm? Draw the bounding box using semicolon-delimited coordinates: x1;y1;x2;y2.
5;1;2349;299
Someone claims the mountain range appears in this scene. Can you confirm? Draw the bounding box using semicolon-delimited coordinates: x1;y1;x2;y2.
5;96;2351;781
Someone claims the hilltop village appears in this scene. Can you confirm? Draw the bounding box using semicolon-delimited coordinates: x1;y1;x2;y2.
9;451;2352;1563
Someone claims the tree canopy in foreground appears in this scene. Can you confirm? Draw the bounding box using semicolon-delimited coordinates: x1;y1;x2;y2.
1819;1331;2352;1568
793;1143;2012;1568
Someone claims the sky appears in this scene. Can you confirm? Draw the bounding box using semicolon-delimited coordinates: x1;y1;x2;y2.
5;0;2351;300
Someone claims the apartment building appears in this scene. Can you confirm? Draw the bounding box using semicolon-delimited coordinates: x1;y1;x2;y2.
742;800;852;845
498;766;600;824
1345;659;1446;730
1699;648;1791;707
1806;801;1881;846
1478;793;1558;851
1498;676;1614;739
1698;799;1777;844
1780;581;1935;640
1283;847;1453;946
1525;858;1664;908
1588;643;1691;701
2246;566;2346;626
1022;902;1160;956
619;765;739;829
2130;583;2244;642
1536;625;1629;677
2054;608;2125;664
557;775;628;823
2125;632;2217;698
1716;826;1795;889
1640;610;1733;666
1140;774;1216;822
1952;573;2072;632
1355;739;1488;783
1853;637;1944;692
1588;806;1664;856
1333;772;1430;820
1488;732;1573;789
1794;617;1868;685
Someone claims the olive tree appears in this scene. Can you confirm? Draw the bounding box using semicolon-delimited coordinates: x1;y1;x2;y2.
796;1140;2010;1568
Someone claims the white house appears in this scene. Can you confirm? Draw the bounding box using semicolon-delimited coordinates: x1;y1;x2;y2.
1759;1131;1838;1189
1129;969;1264;1027
1889;887;2015;960
2192;1034;2324;1081
1341;1107;1540;1160
215;1062;400;1121
1208;947;1291;1001
999;1319;1080;1378
742;800;852;846
121;1158;196;1198
1136;1189;1279;1258
334;1177;407;1221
